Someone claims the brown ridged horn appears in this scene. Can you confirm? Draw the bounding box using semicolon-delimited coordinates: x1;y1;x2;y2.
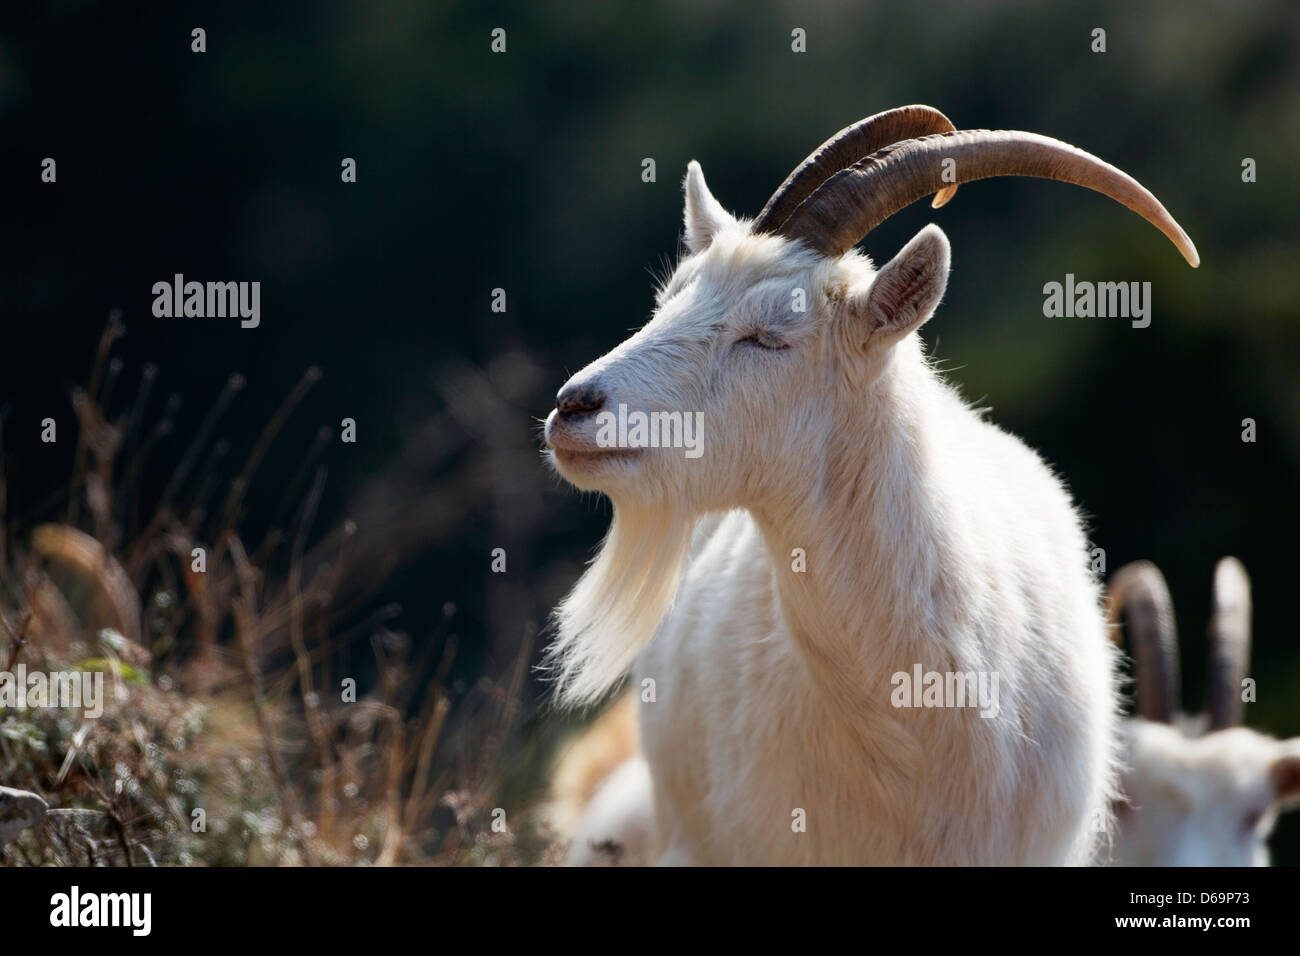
1207;557;1251;732
751;106;959;237
1106;560;1181;723
776;129;1199;267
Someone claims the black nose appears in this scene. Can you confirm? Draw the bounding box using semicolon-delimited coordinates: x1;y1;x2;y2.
556;381;606;417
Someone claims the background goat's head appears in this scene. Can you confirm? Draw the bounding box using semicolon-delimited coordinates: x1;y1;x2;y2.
543;106;1198;705
1108;559;1300;865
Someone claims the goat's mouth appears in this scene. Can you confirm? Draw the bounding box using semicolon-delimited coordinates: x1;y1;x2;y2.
553;444;644;463
548;443;645;468
545;412;646;475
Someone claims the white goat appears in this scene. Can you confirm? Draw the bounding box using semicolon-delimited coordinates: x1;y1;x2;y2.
1107;559;1300;865
543;106;1199;865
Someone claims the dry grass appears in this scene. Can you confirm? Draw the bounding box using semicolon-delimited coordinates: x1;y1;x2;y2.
0;315;559;866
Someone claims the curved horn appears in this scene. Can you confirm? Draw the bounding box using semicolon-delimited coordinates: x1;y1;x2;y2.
1106;560;1181;723
1207;557;1251;731
751;105;959;236
777;129;1199;267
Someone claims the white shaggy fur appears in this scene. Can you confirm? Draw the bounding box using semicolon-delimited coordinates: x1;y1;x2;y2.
543;161;1120;864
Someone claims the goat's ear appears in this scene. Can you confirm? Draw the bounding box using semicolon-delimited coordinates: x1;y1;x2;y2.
1270;745;1300;808
683;161;734;254
847;224;951;349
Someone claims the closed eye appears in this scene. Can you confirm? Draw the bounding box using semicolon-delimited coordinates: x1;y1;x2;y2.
735;330;789;351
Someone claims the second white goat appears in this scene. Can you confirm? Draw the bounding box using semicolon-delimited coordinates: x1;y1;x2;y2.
1107;558;1300;865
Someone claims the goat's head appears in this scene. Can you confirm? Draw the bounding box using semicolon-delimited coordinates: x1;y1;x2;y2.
543;106;1198;705
1109;559;1300;866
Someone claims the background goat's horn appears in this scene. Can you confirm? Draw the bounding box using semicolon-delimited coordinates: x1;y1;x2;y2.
1106;560;1181;723
1207;556;1251;731
776;129;1200;267
751;105;959;236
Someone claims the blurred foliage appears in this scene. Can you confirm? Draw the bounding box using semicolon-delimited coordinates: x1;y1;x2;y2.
0;0;1297;862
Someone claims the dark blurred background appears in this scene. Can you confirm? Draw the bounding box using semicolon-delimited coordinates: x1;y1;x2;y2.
1;1;1297;861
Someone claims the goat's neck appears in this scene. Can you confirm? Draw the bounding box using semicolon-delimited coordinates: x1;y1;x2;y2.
749;346;953;727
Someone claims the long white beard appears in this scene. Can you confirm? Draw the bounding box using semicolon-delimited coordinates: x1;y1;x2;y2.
546;499;692;706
